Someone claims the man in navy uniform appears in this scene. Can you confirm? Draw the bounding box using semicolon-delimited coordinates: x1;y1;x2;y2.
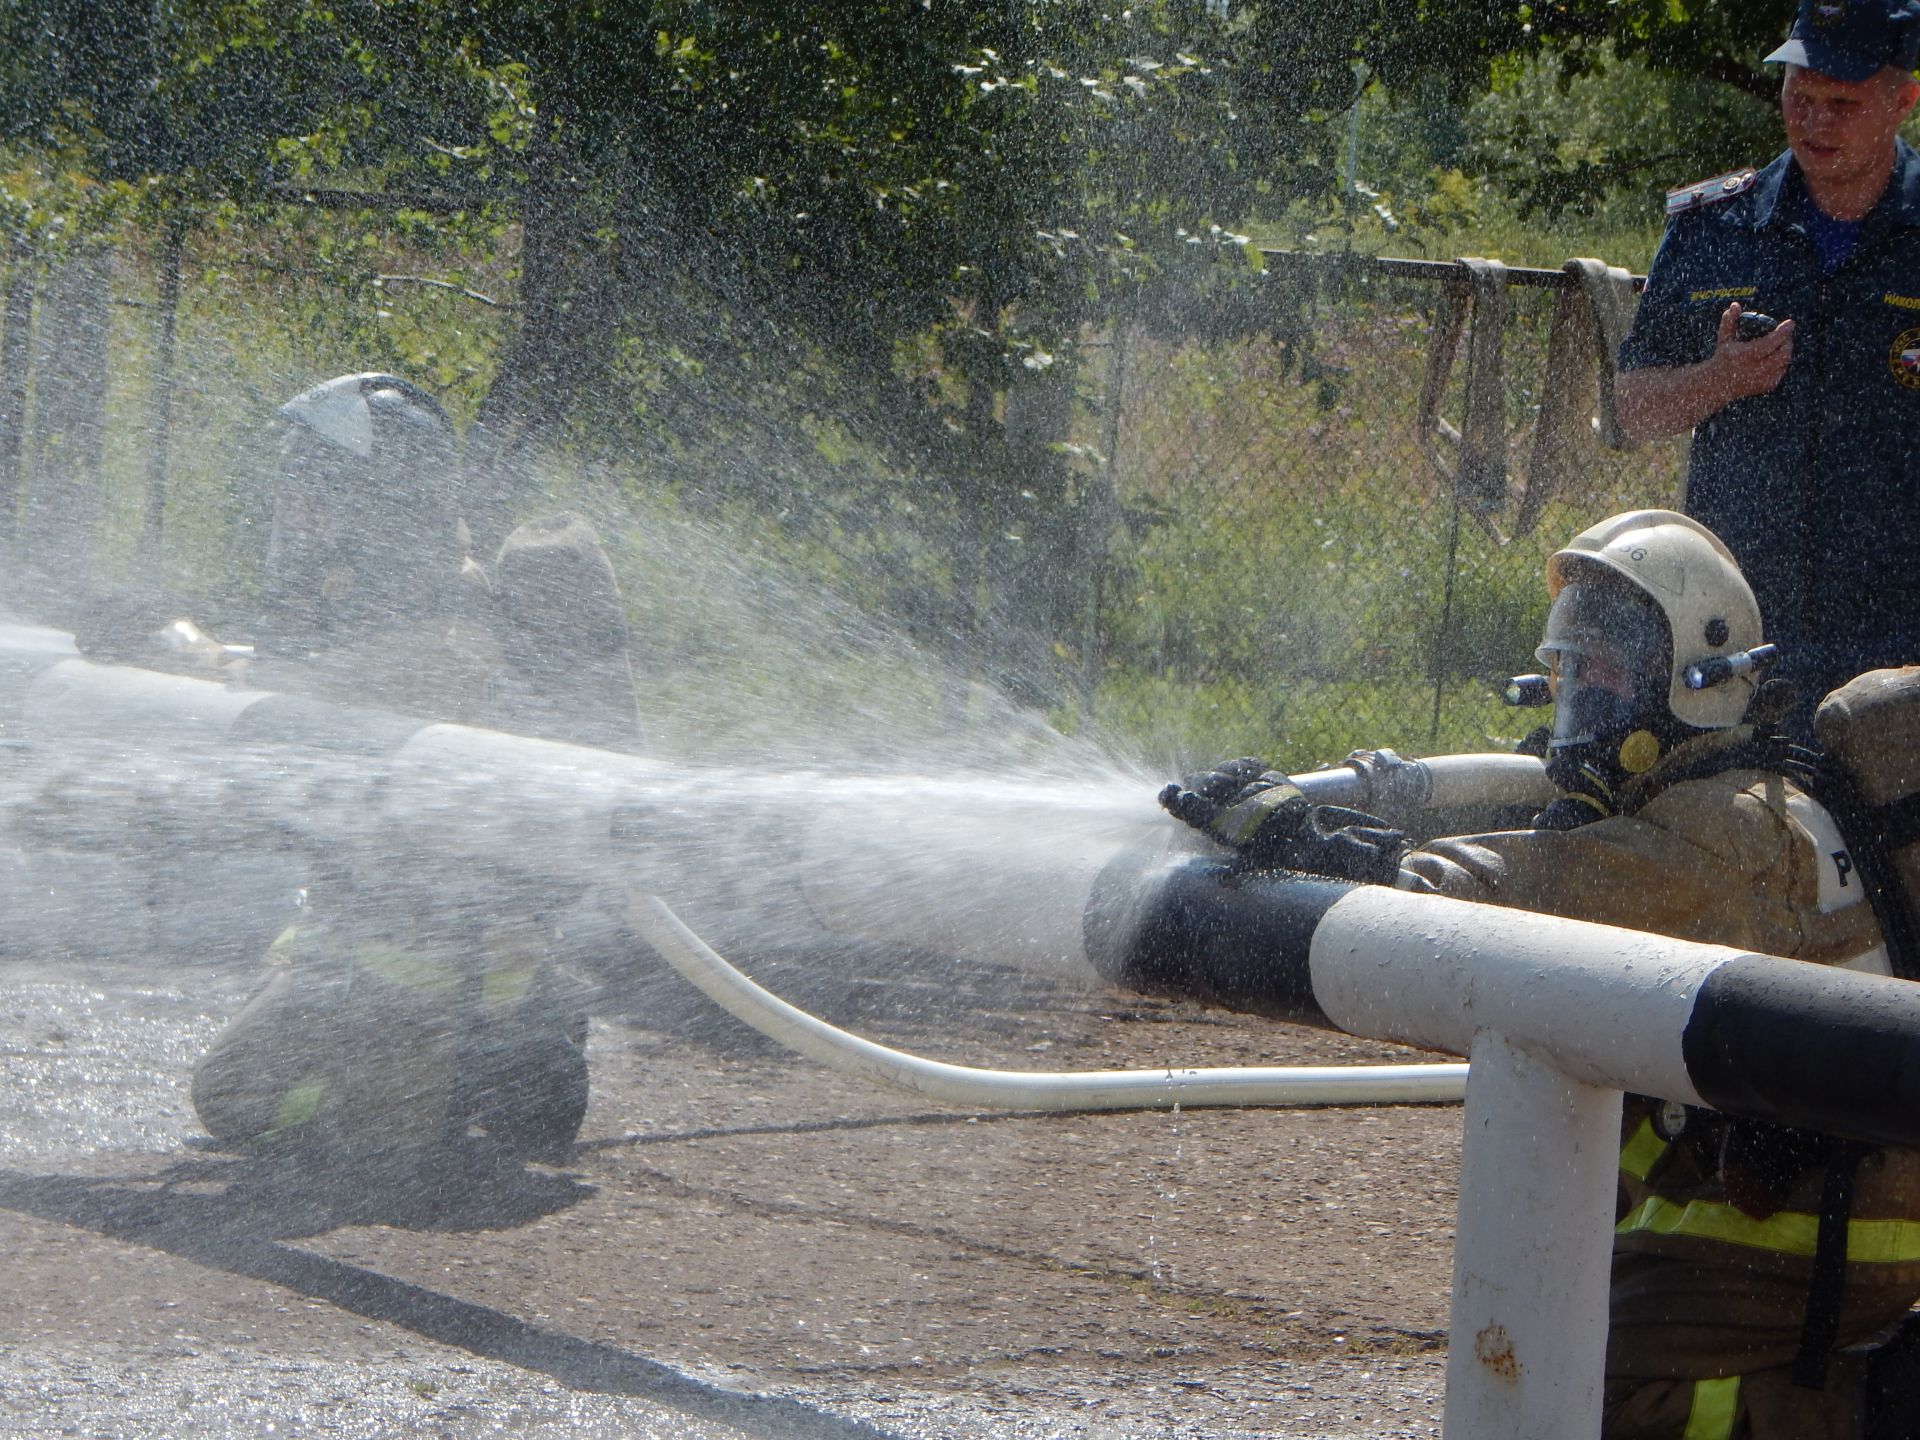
1615;0;1920;728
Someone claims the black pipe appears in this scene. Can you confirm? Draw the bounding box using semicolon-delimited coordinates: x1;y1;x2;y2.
1087;848;1920;1154
1083;849;1355;1027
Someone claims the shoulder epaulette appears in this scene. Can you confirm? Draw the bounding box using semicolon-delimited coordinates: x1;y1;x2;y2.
1665;168;1759;218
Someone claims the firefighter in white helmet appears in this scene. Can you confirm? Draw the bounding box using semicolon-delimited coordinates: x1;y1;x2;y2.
1161;509;1920;1439
187;377;646;1200
253;372;640;746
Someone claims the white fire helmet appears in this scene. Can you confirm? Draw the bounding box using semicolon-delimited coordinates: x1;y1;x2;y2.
278;372;450;458
1541;509;1764;733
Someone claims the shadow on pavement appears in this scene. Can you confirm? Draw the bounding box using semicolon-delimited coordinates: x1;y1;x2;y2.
0;1153;897;1440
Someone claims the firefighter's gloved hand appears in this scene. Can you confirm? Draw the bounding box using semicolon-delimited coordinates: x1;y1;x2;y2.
1157;758;1294;848
1159;764;1309;863
1278;806;1411;885
1170;757;1272;805
1160;768;1408;882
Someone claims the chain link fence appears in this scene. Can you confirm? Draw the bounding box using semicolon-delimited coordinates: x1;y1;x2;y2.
1081;256;1686;771
0;233;1686;774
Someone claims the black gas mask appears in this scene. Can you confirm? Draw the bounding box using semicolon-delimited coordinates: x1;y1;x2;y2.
1532;576;1678;829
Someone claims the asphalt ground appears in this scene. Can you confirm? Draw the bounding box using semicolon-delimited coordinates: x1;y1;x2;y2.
0;949;1459;1439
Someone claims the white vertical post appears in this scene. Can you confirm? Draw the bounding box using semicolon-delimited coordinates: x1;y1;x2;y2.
1443;1030;1622;1439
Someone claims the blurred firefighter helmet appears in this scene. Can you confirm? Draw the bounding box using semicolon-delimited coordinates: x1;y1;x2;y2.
275;372;457;519
258;374;464;656
278;372;452;459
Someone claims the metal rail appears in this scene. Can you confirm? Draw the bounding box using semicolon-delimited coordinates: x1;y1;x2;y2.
1254;247;1648;291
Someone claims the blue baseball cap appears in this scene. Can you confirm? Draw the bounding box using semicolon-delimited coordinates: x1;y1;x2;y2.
1765;0;1920;80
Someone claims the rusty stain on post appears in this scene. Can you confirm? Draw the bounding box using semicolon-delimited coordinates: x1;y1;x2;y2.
1474;1324;1519;1383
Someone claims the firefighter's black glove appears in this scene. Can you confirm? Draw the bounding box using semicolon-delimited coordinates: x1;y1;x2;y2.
1160;768;1409;882
1279;806;1412;885
1159;763;1309;864
1171;757;1271;805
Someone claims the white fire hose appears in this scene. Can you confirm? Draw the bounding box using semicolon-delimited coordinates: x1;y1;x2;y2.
627;891;1468;1111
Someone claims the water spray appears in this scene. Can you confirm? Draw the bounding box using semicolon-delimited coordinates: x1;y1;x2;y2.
27;617;1808;1437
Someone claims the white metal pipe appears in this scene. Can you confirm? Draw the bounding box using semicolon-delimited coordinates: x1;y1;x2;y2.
1093;861;1920;1438
1443;1030;1620;1437
626;891;1470;1109
1307;883;1712;1105
0;621;77;657
25;656;269;743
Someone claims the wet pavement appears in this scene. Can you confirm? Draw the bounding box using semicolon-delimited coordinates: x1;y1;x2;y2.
0;957;1454;1438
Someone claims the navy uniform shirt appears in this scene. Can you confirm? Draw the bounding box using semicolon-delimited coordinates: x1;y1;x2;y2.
1619;139;1920;707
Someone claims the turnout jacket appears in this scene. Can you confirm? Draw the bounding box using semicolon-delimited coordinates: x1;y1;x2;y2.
1397;731;1920;1439
1396;729;1881;965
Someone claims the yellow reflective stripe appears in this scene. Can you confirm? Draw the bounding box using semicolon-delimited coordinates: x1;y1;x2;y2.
1683;1375;1739;1440
481;962;537;1010
1565;788;1612;818
1620;1117;1668;1181
268;1079;328;1135
356;944;460;997
1618;1196;1920;1263
1216;785;1298;846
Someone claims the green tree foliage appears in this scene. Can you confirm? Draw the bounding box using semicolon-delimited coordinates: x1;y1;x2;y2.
0;0;1818;699
1514;0;1797;101
1461;47;1781;225
0;1;1654;432
1460;2;1802;218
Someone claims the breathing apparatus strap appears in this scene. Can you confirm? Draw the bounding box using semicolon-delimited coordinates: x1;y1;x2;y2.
1793;1139;1869;1391
1875;790;1920;851
1611;724;1786;813
1775;751;1917;1386
1535;721;1740;830
1634;716;1920;978
1572;713;1902;1389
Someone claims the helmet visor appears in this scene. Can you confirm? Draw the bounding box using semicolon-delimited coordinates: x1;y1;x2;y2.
1536;578;1669;749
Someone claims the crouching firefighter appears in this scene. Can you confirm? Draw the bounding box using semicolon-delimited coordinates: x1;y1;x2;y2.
191;863;591;1179
1158;509;1920;1440
248;372;642;748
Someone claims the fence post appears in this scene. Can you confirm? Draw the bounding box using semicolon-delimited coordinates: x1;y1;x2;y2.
1430;490;1464;740
1082;316;1132;707
0;239;32;553
141;216;187;553
22;244;110;609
